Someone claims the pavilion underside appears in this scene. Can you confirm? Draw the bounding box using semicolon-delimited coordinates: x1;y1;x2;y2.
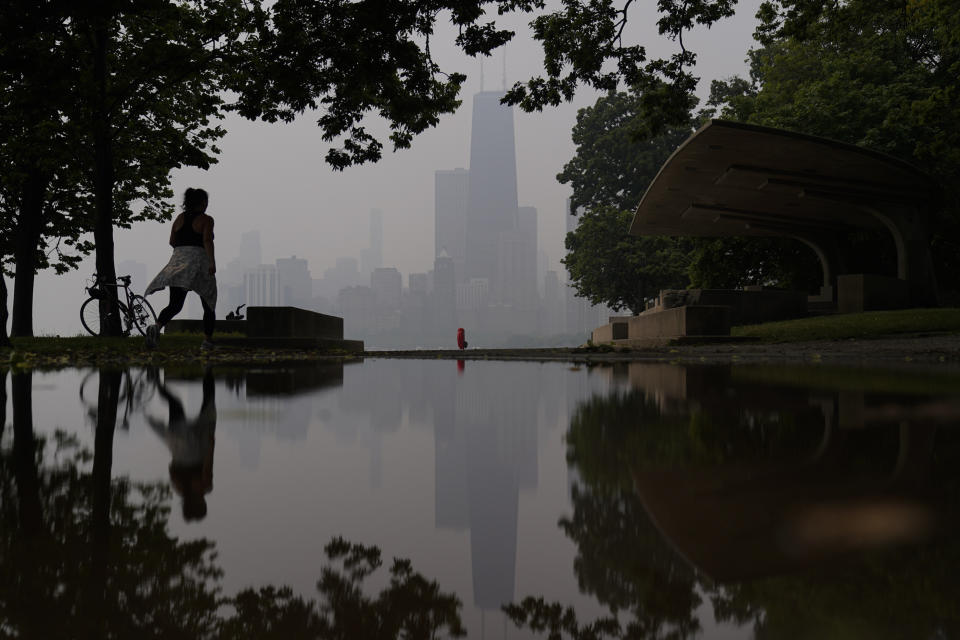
630;120;940;308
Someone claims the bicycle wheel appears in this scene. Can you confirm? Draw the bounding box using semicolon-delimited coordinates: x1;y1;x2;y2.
80;297;101;336
128;295;157;336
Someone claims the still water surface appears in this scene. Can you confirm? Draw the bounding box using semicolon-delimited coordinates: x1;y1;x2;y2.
3;359;960;638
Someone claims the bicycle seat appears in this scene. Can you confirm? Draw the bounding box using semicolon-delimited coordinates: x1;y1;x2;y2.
118;275;131;285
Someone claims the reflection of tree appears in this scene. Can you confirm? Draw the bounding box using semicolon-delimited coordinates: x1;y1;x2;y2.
0;366;465;638
566;388;820;484
222;538;466;639
0;372;223;638
509;376;960;639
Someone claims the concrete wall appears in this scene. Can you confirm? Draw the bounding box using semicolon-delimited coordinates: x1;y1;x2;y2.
592;320;628;343
657;289;806;325
627;305;730;338
246;306;344;340
592;305;731;343
837;274;911;313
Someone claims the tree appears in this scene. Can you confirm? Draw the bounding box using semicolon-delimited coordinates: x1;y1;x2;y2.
2;0;748;335
557;92;697;313
563;207;691;314
707;0;960;298
0;1;233;336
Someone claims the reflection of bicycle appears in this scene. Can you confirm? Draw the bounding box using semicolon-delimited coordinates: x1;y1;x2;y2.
80;273;157;337
78;368;157;431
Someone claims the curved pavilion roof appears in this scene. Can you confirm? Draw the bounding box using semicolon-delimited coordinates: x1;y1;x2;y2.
629;120;939;238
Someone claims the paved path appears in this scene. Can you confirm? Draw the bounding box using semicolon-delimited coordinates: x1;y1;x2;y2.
364;333;960;367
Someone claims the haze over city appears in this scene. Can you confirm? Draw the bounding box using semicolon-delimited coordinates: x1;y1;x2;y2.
31;1;763;339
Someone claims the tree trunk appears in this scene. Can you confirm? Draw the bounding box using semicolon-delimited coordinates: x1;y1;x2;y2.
92;12;122;336
11;169;47;337
12;370;44;535
0;273;11;347
86;369;121;640
0;369;6;451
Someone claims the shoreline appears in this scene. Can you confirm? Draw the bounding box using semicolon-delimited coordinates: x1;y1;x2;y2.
1;332;959;369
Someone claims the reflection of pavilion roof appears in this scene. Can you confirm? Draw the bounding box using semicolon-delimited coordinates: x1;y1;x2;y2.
633;465;938;583
630;120;938;239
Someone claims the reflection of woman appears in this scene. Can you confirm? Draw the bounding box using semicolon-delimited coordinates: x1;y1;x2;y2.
147;369;216;521
144;187;217;350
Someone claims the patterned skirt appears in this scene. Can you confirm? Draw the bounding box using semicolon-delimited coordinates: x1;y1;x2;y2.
145;246;218;310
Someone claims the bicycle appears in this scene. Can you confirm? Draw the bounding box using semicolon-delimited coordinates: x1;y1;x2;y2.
80;273;157;337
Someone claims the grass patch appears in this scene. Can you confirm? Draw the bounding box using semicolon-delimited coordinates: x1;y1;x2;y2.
731;308;960;343
0;332;346;369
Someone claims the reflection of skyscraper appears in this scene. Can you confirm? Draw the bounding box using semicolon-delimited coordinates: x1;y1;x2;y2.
432;363;539;613
466;91;518;302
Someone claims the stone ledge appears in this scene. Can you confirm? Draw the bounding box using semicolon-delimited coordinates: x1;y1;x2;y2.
213;336;364;352
165;319;247;334
246;306;343;339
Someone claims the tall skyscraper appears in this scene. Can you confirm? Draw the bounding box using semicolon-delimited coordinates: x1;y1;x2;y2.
465;91;519;301
435;168;469;280
432;251;456;334
360;209;383;277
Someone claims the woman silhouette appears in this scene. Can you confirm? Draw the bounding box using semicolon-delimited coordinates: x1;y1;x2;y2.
145;188;217;350
147;368;217;521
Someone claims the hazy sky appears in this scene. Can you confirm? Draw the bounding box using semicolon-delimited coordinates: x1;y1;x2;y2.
31;0;762;336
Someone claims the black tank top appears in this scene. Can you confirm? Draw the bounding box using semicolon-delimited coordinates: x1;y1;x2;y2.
173;212;205;247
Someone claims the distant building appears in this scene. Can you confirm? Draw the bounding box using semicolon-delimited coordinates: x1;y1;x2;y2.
466;91;519;302
360;208;383;278
543;270;564;335
371;267;402;311
276;255;312;306
409;272;428;296
315;256;362;301
457;278;489;311
433;251;456;334
244;265;280;307
435;168;469;280
337;285;376;333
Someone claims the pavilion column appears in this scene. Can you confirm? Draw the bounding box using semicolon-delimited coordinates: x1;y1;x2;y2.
859;204;939;307
788;232;845;302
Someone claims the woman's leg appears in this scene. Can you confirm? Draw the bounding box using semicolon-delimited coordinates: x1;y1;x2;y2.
156;287;188;328
200;296;216;340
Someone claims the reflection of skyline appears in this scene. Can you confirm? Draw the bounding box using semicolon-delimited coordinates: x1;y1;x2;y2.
438;363;539;611
213;363;347;470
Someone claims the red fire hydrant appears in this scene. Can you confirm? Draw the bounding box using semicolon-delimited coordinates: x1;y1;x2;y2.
457;327;468;350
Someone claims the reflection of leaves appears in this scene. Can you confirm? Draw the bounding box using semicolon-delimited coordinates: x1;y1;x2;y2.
553;376;960;639
222;539;466;639
1;431;466;639
504;597;620;640
0;432;222;639
560;483;701;640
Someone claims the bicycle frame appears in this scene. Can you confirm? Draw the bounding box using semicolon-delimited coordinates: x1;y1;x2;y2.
82;274;156;337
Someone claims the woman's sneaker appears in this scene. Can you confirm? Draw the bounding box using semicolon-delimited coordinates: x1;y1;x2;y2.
145;324;160;349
